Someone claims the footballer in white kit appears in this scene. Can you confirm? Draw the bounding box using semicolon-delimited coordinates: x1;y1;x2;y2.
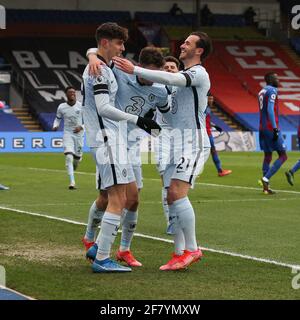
86;47;169;190
82;59;136;190
81;23;162;273
113;31;212;271
113;65;168;189
53;86;84;189
154;56;180;235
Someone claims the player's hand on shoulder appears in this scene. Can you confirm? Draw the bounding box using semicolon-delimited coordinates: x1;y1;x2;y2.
112;56;135;74
88;55;105;77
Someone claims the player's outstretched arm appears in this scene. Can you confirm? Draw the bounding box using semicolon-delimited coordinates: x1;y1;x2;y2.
113;57;187;87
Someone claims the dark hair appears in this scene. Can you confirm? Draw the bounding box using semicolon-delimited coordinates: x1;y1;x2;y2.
190;31;212;62
95;22;128;44
139;47;165;68
164;56;180;69
264;72;276;84
65;86;75;93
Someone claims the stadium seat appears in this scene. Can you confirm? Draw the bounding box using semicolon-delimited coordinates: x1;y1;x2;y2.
38;113;63;131
0;112;28;131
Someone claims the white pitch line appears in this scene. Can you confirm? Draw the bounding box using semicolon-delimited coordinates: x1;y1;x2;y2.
1;197;300;208
26;166;300;195
0;285;35;300
28;167;94;176
1;205;300;271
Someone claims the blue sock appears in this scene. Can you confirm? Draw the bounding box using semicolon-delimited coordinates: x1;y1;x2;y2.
291;160;300;174
265;155;287;180
211;150;222;172
262;153;272;176
172;197;198;252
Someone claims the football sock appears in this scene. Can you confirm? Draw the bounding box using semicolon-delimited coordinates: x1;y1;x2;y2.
73;158;80;171
162;187;170;224
211;149;222;172
291;160;300;174
65;154;75;185
120;208;128;226
85;200;104;242
265;153;287;180
96;212;120;261
120;210;138;251
174;197;198;252
168;202;185;255
262;153;272;176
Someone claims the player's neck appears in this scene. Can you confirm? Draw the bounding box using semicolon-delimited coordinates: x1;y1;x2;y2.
183;57;201;70
97;49;110;65
67;100;76;106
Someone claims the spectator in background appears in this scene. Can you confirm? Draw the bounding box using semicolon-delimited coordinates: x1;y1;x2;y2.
201;4;214;26
170;3;183;16
244;6;256;26
0;101;12;114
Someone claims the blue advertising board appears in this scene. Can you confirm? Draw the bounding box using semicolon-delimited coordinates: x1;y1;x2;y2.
0;131;299;153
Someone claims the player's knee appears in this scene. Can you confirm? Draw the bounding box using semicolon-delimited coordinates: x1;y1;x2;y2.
111;193;127;211
126;194;139;211
96;195;108;211
280;153;288;163
167;187;180;204
65;154;73;166
210;147;216;154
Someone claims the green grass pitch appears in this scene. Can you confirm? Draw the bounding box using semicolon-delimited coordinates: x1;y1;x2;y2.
0;152;299;299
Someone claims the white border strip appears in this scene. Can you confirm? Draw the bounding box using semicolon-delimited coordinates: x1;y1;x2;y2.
0;285;35;300
1;205;300;271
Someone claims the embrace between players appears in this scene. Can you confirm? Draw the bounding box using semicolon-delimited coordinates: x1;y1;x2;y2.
78;22;212;273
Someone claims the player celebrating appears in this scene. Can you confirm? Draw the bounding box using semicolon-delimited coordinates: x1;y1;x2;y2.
206;93;232;177
258;72;288;194
155;56;180;235
82;23;161;273
285;119;300;186
83;47;168;267
114;31;212;271
53;86;84;190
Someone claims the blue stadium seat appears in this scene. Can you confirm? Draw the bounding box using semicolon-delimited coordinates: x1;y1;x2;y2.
38;113;63;131
235;113;298;132
210;113;234;131
290;38;300;55
6;9;131;24
0;112;28;131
